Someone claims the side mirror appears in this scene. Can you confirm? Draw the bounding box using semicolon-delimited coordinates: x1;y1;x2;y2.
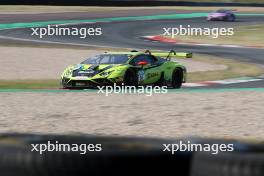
136;61;148;66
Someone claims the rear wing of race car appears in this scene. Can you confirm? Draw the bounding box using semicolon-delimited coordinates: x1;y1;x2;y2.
107;50;192;59
144;50;192;60
150;50;192;59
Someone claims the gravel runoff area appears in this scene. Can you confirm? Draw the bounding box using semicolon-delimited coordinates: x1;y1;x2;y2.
0;92;263;140
0;46;226;80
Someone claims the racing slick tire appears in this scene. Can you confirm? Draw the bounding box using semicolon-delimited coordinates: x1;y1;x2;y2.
171;68;183;89
190;151;264;176
61;78;70;89
123;69;138;86
227;14;236;22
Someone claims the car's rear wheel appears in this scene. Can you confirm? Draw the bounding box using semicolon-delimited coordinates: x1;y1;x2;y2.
171;68;183;89
228;15;236;22
123;69;138;86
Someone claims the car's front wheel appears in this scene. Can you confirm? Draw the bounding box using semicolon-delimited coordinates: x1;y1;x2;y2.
171;68;183;89
61;78;71;89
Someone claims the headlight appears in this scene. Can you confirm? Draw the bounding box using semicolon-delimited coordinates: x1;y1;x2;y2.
63;69;72;77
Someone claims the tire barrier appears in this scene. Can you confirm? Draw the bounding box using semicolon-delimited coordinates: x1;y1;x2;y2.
0;133;263;176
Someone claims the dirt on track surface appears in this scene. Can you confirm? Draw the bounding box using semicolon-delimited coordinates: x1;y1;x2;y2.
0;46;226;80
0;91;263;140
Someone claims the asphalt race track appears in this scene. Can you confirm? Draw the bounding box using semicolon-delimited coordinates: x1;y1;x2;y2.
0;10;264;88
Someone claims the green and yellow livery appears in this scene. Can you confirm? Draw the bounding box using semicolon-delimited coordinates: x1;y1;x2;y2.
61;50;191;89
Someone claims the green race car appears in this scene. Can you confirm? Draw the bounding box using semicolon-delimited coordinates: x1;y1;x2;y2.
61;50;191;89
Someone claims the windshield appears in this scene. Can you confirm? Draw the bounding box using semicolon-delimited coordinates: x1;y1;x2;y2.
81;54;129;64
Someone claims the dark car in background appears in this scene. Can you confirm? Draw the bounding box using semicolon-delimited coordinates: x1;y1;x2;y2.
207;9;236;22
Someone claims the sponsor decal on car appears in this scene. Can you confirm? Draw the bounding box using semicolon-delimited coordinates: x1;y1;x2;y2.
138;69;145;82
146;72;159;79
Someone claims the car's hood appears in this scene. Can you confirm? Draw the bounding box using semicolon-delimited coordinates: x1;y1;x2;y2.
70;64;122;77
73;64;121;72
62;63;127;79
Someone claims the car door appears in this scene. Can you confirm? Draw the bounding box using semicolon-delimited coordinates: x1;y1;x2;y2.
130;54;162;85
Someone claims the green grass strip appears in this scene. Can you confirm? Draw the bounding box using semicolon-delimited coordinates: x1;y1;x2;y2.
1;13;264;30
0;13;207;29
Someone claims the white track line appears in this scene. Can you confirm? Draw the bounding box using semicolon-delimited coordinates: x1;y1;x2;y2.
0;35;135;50
183;78;264;87
182;83;207;87
50;22;96;27
207;78;263;85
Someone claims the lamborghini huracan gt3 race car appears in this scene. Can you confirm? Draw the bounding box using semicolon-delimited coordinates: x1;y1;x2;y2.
61;50;191;89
